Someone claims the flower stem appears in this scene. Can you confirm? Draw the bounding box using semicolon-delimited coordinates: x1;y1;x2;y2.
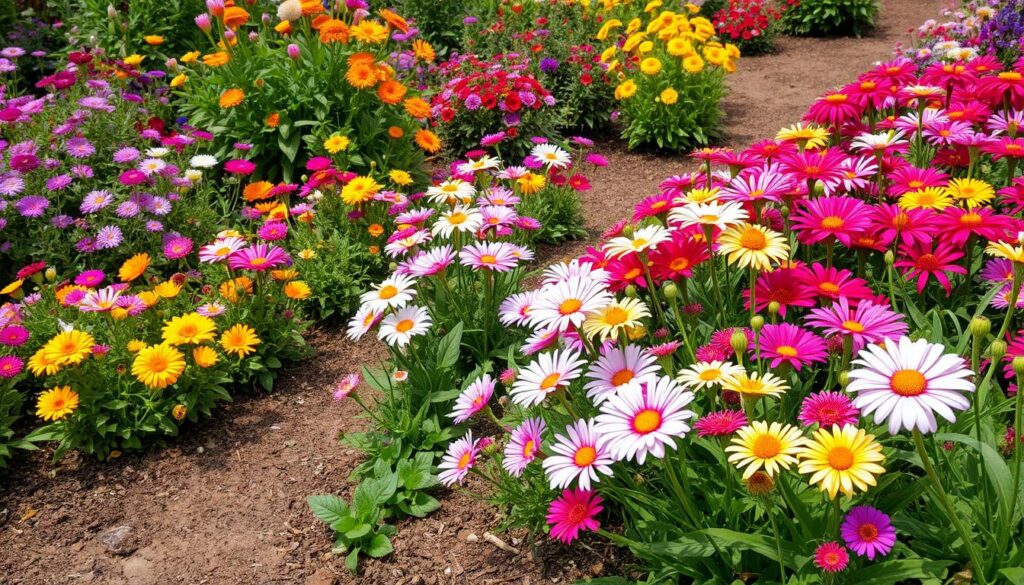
768;506;787;583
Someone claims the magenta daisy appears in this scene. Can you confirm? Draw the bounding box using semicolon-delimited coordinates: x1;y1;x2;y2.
805;298;908;353
790;196;872;247
893;240;966;295
0;325;29;347
546;489;603;545
163;236;194;260
438;431;481;487
814;541;849;573
797;263;874;302
748;268;816;317
0;355;23;378
798;391;860;428
543;418;614;490
228;244;292;272
257;221;288;241
74;270;105;287
80;190;113;214
841;506;896;560
332;373;360;400
595;374;695;464
694;410;748;437
503;417;546;477
449;374;495;424
459;241;519;272
754;323;828;371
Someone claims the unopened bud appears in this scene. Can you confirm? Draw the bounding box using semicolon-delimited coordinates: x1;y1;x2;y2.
838;371;849;388
779;205;790;218
730;329;748;356
625;284;638;298
1013;356;1024;377
991;340;1008;361
884;250;895;266
970;316;991;338
44;267;57;282
750;315;764;332
107;3;117;19
622;223;634;238
813;180;825;196
767;301;780;316
663;282;678;300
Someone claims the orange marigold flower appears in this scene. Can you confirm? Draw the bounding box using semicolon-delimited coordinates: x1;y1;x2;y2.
119;253;150;282
318;19;349;43
345;63;378;89
412;39;435;62
284;281;312;300
266;112;280;127
243;181;275;202
414;129;442;153
387;126;405;139
202;52;230;67
219;88;245;108
368;245;380;255
223;5;250;28
144;35;164;46
310;14;330;29
403;97;431;119
348;52;376;67
377;80;407;105
300;0;325;15
379;9;409;32
368;223;384;237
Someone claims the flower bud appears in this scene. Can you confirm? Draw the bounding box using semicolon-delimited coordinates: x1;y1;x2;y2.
745;470;775;496
779;205;789;219
224;29;236;42
622;223;634;238
750;315;764;332
107;3;117;19
625;284;637;298
663;282;678;300
991;340;1008;361
44;267;57;282
729;329;748;356
767;301;780;317
884;250;894;266
261;12;271;25
970;316;991;339
838;370;849;388
286;43;300;60
194;13;212;32
1013;356;1024;377
248;31;259;42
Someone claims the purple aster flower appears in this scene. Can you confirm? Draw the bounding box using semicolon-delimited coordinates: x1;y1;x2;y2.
0;175;25;196
65;137;95;158
113;147;140;163
15;195;48;217
95;225;123;249
257;221;288;241
75;236;96;253
115;200;140;218
163;235;193;259
46;174;73;190
539;57;559;74
119;169;147;185
464;94;482;110
51;214;74;228
78;96;114;112
80;190;113;213
148;196;172;215
1;47;25;58
840;506;896;560
145;220;163;232
71;164;94;178
9;153;40;173
0;355;23;378
0;325;30;346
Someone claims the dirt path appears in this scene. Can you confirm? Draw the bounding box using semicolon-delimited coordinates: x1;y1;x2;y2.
0;2;943;583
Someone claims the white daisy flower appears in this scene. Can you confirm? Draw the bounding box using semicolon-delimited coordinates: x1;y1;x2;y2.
359;274;417;313
530;143;572;169
346;306;382;340
431;206;483;238
669;200;748;230
542;418;614;490
603;225;672;259
510;349;587;406
189;154;218;168
584;344;661;404
528;277;612;332
595;374;695;464
676;360;746;391
378;305;432;347
426;178;476;205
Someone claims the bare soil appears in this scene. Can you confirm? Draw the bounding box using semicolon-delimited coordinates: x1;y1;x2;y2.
0;2;943;584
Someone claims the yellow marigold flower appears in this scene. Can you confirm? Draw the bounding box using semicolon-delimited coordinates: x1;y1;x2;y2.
28;347;60;377
644;0;663;13
776;123;830;150
637;40;654;54
797;424;885;499
582;298;650;340
944;177;994;208
202;51;230;67
717;222;790;271
667;37;694;56
272;269;298;282
345;63;378;89
704;45;728;66
623;32;646;52
389;169;413;186
275;20;292;34
899;187;952;211
133;343;186;389
341;176;383;205
596;19;622;41
123;54;144;67
220;324;261;357
404;97;431;119
192;346;219;368
298;249;317;260
170;74;188;88
412;39;435;62
284;281;312;300
725;43;741;59
144;35;164;45
0;279;23;295
223;5;249;28
137;291;160;307
36;386;79;421
682;54;704;73
377;80;407;105
614;79;638;100
414;129;442;153
379;8;409;32
266;112;280;127
119;252;150;282
625;17;642;34
517;172;546;194
368;223;384;237
243;181;274;202
172;404;188;421
324;134;351;154
219;88;245;109
351;20;388;43
659;87;678;105
640;57;662;75
163;312;217;346
600;45;618;63
153;281;182;299
127;339;147;353
685;2;700;14
43;330;96;367
180;50;200;63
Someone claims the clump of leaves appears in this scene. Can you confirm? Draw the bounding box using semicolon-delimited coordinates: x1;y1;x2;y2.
307;478;398;573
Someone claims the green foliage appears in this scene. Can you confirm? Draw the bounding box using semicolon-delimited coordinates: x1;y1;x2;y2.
63;0;209;58
779;0;878;37
618;66;728;152
307;487;397;573
393;0;464;57
516;183;587;244
289;223;387;321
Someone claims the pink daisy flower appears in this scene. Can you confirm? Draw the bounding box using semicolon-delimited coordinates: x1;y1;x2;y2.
814;541;849;573
543;418;614;490
932;207;1012;248
805;298;908;353
886;165;949;197
459;241;519;272
546;489;603;545
790;196;872;247
0;325;30;347
583;344;661;404
74;269;105;287
870;204;934;248
719;165;795;204
798;391;860;427
632;192;676;221
779;148;848;186
694;410;747;437
893;240;966;295
332;373;360;400
449;374;495;424
0;355;23;378
228;243;292;272
438;431;481;487
747;268;816;317
163;235;194;260
754;323;828;371
503;417;546;477
797;263;874;302
257;221;288;241
841;506;896;560
595;374;695;464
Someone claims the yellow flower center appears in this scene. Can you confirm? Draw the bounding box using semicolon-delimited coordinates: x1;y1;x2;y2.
632;237;648;249
698;368;721;381
751;434;781;459
603;306;629;325
842;320;865;333
378;285;398;299
775;345;798;357
890;369;927;396
960;212;982;226
827;446;855;470
395;319;414;333
540;373;561;390
480;254;497;264
523;440;536;457
559;298;583;315
739;228;767;250
573;445;597;467
999;71;1022;80
821;216;844;230
448;212;467;224
632;408;662;434
457;452;472;470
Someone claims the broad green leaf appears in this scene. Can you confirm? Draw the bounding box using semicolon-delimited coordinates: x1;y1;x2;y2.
1000;568;1024;585
436;322;464;369
307;495;349;527
366;533;393;558
845;559;951;584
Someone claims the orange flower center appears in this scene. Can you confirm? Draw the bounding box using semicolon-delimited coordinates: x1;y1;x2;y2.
611;368;634;386
827;446;855;470
775;345;798;357
858;523;879;541
890;369;927;396
378;285;398;299
632;409;662;434
699;368;721;381
603;307;629;325
669;258;690;271
751;434;781;459
573;445;597;467
457;452;472;470
395;319;414;333
523;440;536;458
480;254;497;264
821;216;844;230
559;298;582;315
819;282;840;294
540;373;561;390
739;228;767;250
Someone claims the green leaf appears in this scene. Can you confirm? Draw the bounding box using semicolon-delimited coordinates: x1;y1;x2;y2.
935;432;1013;529
999;568;1024;585
345;548;360;573
845;559;951;584
307;495;349;527
366;533;393;558
344;523;372;540
405;492;440;518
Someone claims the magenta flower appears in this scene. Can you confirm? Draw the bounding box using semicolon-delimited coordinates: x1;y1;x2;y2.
805;298;908;353
894;240;966;295
118;169;147;185
74;269;105;287
754;323;828;371
163;235;194;260
257;221;288;241
798;391;860;427
546;489;603;544
790;196;872;247
0;325;29;346
694;410;747;437
814;541;849;573
841;506;896;560
224;159;256;175
228;243;292;271
459;241;519;272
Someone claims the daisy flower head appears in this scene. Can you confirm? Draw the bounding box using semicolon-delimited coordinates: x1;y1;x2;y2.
944;177;994;208
432;206;483;238
583;344;660;404
669;200;748;230
36;386;79;421
407;245;456;277
716;222;790;271
503;417;547;477
543;418;614;490
359;274;416;313
798;424;885;499
228;243;291;272
720;370;789;398
814;542;849;573
805;298;908;354
426;178;475;205
676;360;744;391
529;277;612;332
378;305;432;347
438;431;481;487
132;343;186;389
530;143;572;169
790;196;872;247
542;259;610;287
546;489;603;545
986;240;1024;265
332;373;360;400
841;506;896;560
457;155;501;175
460;241;519;272
510;349;587;406
595;374;695;464
581;297;650;341
717;167;794;205
799;391;860;428
346;306;382;340
449;374;495;424
755;323;828;371
846;336;974;434
603;225;671;259
694;410;748;437
499;290;539;327
727;421;805;478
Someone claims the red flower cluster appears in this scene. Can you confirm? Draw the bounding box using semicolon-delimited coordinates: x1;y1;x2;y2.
713;0;791;43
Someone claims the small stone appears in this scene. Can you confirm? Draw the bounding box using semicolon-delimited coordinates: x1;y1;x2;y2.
589;562;604;576
464;532;478;543
196;446;204;454
99;525;134;555
304;568;336;585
